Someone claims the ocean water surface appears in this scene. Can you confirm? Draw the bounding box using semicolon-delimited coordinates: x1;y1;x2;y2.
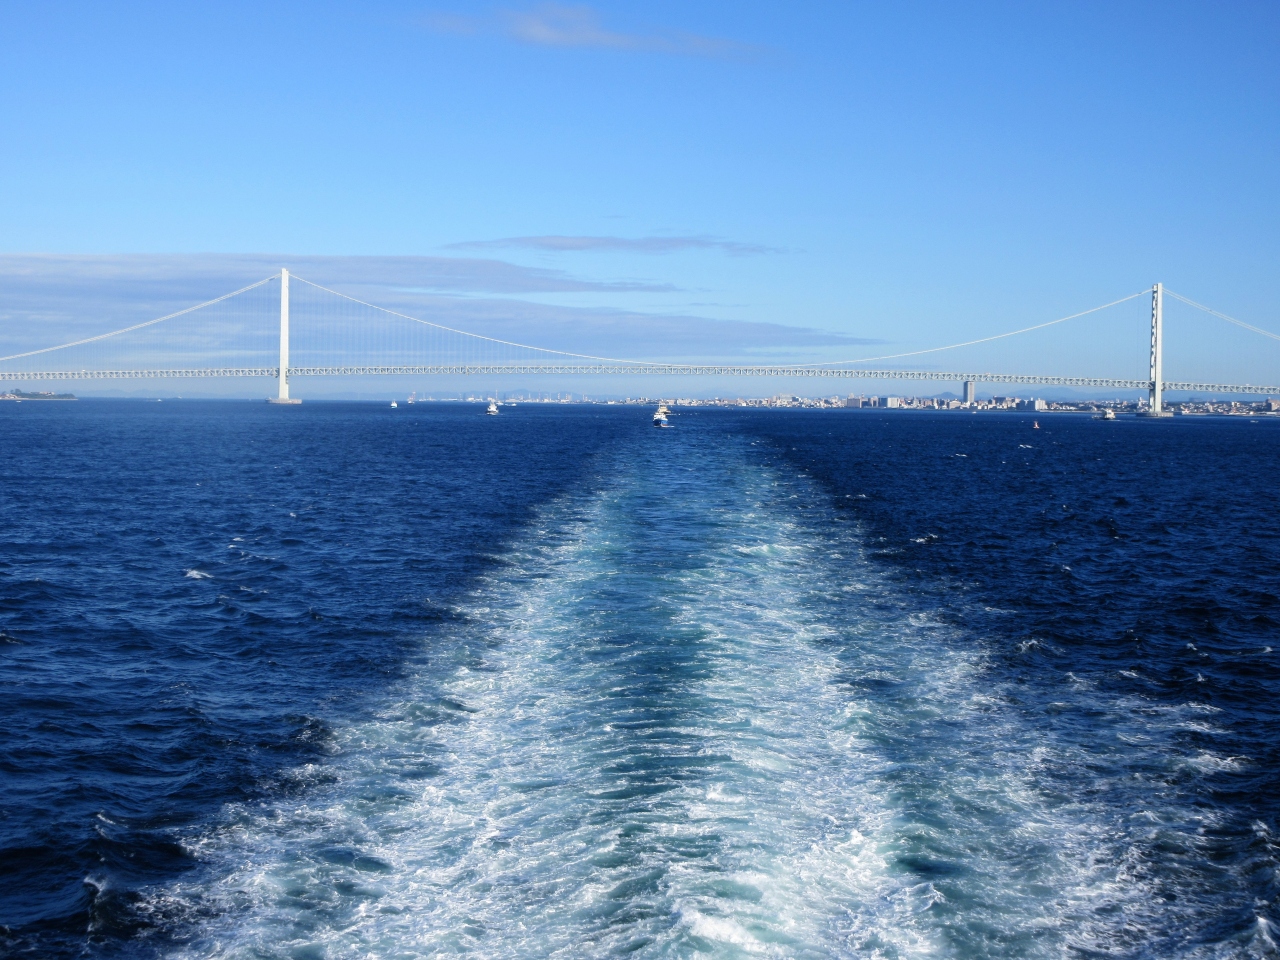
1;401;1277;958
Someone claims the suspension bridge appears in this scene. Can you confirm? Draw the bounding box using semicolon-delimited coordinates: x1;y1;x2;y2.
2;269;1276;412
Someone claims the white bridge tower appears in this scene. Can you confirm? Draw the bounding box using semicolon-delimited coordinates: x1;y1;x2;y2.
267;268;301;404
1138;282;1171;417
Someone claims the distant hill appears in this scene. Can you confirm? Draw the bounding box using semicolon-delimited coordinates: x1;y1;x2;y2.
1;388;76;400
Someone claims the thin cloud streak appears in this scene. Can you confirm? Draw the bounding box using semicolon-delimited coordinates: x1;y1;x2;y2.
0;253;674;297
0;254;877;364
447;235;775;256
423;4;762;60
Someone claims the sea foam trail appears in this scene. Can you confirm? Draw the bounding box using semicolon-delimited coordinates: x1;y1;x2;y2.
151;427;1232;958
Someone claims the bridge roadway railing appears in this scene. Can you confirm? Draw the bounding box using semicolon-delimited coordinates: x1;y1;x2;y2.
1;365;1277;395
0;368;279;380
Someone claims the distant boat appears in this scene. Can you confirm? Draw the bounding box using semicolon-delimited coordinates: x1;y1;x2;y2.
407;392;416;405
653;404;670;427
390;400;398;408
1093;408;1116;420
486;401;499;415
1032;420;1040;429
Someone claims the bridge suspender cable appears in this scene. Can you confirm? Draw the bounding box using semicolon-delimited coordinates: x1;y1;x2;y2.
0;274;1239;371
290;275;1160;370
1;273;1273;394
1165;290;1280;343
0;275;277;364
806;290;1152;366
288;274;670;366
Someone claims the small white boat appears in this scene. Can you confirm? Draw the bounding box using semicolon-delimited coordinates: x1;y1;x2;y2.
1093;408;1116;420
653;404;670;427
390;400;398;408
406;392;416;405
486;401;499;415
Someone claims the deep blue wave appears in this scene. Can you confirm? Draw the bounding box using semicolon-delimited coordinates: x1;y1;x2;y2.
0;401;1276;958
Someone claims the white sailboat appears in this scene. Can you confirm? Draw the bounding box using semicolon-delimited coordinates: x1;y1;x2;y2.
486;401;499;415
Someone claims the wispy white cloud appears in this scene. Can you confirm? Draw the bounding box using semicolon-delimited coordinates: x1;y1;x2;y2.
423;4;761;59
0;253;673;298
447;235;775;256
0;254;875;364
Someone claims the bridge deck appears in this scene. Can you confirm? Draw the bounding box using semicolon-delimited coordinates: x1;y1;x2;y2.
0;365;1275;396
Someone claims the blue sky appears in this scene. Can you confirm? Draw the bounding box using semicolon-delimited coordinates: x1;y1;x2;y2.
1;1;1277;390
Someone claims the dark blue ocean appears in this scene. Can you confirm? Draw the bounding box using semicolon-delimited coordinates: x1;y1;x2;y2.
2;400;1278;959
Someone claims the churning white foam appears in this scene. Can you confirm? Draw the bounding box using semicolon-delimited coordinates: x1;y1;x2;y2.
147;432;1251;958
